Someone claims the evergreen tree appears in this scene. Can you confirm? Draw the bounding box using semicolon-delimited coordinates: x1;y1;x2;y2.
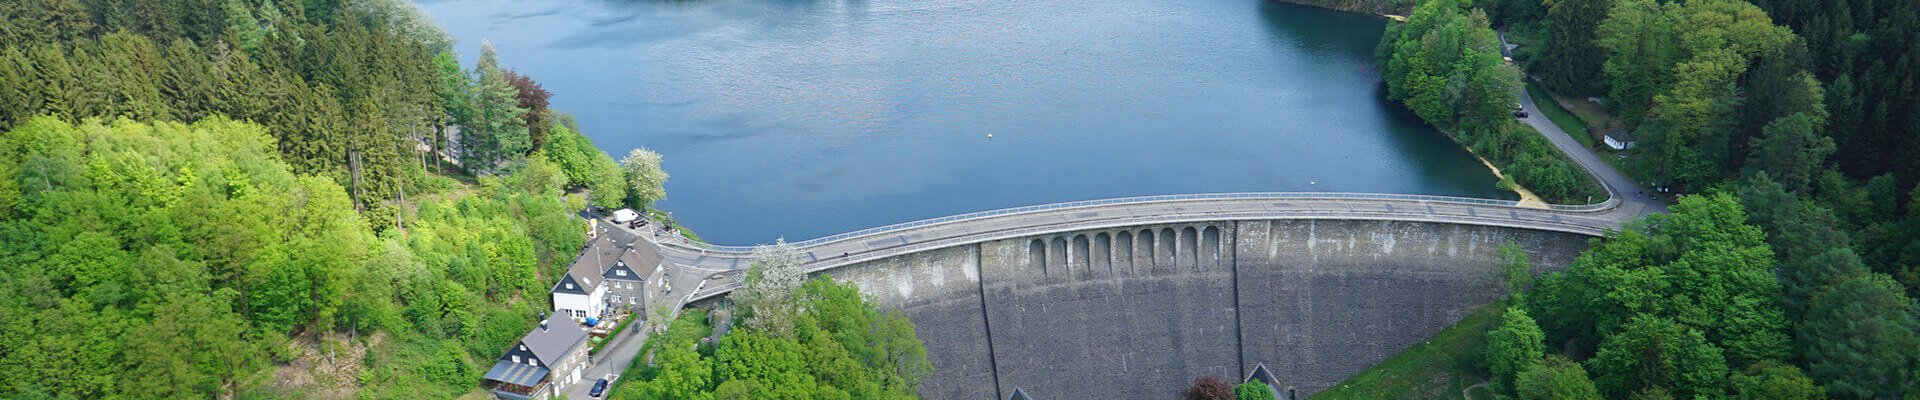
222;0;263;54
1536;0;1612;95
461;40;529;174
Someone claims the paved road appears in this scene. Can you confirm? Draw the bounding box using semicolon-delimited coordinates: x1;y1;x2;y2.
1502;34;1667;220
1514;87;1663;214
563;323;644;400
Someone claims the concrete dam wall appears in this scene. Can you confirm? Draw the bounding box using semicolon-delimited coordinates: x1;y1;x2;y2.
819;219;1594;400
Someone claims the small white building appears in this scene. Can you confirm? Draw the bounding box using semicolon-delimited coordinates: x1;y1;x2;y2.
553;225;622;321
551;272;605;321
610;208;640;224
1604;130;1636;150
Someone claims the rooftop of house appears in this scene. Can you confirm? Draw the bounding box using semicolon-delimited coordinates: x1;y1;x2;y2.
484;318;587;387
522;318;588;363
1244;363;1283;399
604;241;663;282
1605;128;1636;142
554;219;643;294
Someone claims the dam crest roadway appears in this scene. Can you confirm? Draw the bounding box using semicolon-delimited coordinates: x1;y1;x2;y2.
663;190;1660;302
624;88;1668;398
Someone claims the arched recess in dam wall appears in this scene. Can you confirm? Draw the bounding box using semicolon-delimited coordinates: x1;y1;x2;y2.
816;219;1594;400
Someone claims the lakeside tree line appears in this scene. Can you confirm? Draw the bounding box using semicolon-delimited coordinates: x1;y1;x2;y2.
1376;0;1605;204
0;0;673;398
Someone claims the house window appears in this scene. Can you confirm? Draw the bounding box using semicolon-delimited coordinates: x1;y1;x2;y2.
519;344;527;352
612;295;621;303
512;355;521;363
617;270;627;276
565;282;575;290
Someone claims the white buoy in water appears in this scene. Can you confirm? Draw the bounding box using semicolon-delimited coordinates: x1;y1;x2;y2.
986;133;994;139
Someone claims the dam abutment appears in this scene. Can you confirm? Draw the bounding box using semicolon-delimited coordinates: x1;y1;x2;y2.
821;218;1592;399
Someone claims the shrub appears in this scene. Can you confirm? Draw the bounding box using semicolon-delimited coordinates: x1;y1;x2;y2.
1234;381;1278;400
1185;376;1234;400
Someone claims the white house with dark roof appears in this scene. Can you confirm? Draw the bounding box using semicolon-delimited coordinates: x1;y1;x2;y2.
483;318;590;400
551;266;607;321
553;220;660;322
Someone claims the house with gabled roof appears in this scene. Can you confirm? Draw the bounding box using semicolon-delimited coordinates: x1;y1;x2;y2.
482;317;591;400
1243;362;1295;400
552;220;648;322
601;242;661;312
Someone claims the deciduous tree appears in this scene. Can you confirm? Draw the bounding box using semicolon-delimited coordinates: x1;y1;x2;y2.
621;147;668;207
1746;113;1834;192
1516;355;1602;400
1184;376;1235;400
736;241;805;337
1587;316;1729;399
1488;306;1547;394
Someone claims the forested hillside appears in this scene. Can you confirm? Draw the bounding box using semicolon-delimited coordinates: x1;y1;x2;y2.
1394;0;1920;397
0;0;655;398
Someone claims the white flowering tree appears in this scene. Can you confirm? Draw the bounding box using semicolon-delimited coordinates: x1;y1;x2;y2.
733;240;805;337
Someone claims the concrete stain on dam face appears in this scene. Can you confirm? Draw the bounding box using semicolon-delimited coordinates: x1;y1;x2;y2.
823;219;1592;399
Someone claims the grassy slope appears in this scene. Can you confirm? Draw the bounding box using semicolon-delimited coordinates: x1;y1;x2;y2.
1310;300;1508;400
1525;80;1598;149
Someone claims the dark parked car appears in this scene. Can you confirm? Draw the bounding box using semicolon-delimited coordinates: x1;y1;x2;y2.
590;378;609;398
1512;108;1529;118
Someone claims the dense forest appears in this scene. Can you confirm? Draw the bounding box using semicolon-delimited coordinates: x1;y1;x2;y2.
1380;0;1920;397
0;0;669;398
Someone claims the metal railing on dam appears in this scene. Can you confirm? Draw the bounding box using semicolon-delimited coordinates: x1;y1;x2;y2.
667;191;1622;253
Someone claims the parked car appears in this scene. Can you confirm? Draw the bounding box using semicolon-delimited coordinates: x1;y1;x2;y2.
590;378;609;398
1512;108;1529;118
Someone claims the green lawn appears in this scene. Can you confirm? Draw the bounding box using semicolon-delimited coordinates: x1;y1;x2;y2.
1310;300;1509;400
1525;80;1597;149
